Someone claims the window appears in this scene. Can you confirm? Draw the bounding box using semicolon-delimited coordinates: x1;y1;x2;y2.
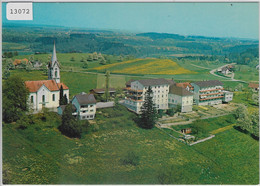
90;105;93;107
90;109;94;112
42;95;45;103
30;96;34;103
55;71;57;77
158;86;160;88
52;94;55;101
90;115;93;118
82;116;86;119
82;111;86;113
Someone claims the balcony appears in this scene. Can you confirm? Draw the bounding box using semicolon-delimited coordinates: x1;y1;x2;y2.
200;92;224;97
199;96;224;101
199;88;224;92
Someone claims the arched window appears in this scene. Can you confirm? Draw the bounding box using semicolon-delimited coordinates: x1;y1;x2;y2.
30;96;33;103
42;95;45;103
52;94;55;101
55;71;57;77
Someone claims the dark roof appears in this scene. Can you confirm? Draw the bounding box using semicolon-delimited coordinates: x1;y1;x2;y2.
193;80;223;88
58;104;76;112
137;78;171;86
90;88;116;94
166;79;175;85
169;85;193;96
75;92;96;105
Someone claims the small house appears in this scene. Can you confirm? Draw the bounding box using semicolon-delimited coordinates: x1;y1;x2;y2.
71;92;97;120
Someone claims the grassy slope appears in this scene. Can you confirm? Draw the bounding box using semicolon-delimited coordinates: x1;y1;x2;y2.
3;110;259;184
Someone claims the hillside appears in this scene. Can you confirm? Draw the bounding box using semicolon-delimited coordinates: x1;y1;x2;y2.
3;109;259;184
91;58;196;75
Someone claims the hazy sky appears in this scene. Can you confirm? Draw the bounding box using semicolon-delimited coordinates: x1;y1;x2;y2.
2;3;259;39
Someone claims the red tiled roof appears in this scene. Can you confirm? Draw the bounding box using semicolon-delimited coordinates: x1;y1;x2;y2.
248;83;259;89
176;82;194;90
25;80;60;92
58;83;69;90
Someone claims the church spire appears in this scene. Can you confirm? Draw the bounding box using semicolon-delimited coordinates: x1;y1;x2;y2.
51;41;57;64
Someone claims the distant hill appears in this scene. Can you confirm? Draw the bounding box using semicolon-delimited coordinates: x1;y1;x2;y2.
2;25;259;59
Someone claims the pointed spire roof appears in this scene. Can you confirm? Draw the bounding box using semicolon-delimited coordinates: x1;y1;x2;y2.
51;41;57;63
49;41;60;68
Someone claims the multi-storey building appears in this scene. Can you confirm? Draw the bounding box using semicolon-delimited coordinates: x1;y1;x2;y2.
71;92;97;120
191;80;226;106
124;79;173;114
168;85;193;112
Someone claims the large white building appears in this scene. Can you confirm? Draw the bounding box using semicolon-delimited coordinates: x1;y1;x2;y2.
124;79;174;114
191;80;233;106
25;42;69;111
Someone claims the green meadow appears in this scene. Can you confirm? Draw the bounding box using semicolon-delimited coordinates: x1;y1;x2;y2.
3;107;259;184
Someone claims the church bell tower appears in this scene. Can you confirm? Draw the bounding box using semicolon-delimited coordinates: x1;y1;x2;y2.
48;41;60;83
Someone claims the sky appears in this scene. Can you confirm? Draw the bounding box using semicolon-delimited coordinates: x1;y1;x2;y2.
2;2;259;39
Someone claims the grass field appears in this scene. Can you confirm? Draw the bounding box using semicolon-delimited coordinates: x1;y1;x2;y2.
3;109;259;184
234;65;259;82
91;58;196;75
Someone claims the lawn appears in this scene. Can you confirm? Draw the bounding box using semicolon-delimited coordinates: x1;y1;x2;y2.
2;109;259;184
234;65;259;82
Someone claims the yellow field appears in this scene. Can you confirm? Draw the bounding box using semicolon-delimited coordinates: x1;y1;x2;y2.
92;58;196;75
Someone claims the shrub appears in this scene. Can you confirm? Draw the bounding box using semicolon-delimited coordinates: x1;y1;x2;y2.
166;108;174;116
91;123;99;132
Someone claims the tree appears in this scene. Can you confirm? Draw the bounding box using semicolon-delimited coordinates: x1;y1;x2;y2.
87;54;93;61
93;52;98;60
58;104;81;138
25;62;33;72
251;110;259;139
3;68;10;80
70;57;75;61
59;85;68;105
235;105;252;133
191;120;210;138
139;86;157;129
3;76;29;123
252;93;259;105
105;71;110;102
14;51;19;56
82;61;89;69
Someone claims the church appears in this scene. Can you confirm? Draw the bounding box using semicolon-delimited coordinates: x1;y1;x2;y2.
25;42;69;112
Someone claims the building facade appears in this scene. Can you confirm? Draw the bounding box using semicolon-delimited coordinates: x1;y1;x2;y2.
168;85;193;112
191;80;225;106
124;79;171;114
25;80;69;111
71;92;97;120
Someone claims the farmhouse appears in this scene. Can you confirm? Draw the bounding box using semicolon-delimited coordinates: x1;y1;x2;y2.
168;85;193;112
71;92;97;120
124;78;171;114
25;42;69;111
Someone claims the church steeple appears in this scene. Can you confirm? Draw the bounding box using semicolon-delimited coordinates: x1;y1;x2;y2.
51;41;57;64
48;41;60;83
